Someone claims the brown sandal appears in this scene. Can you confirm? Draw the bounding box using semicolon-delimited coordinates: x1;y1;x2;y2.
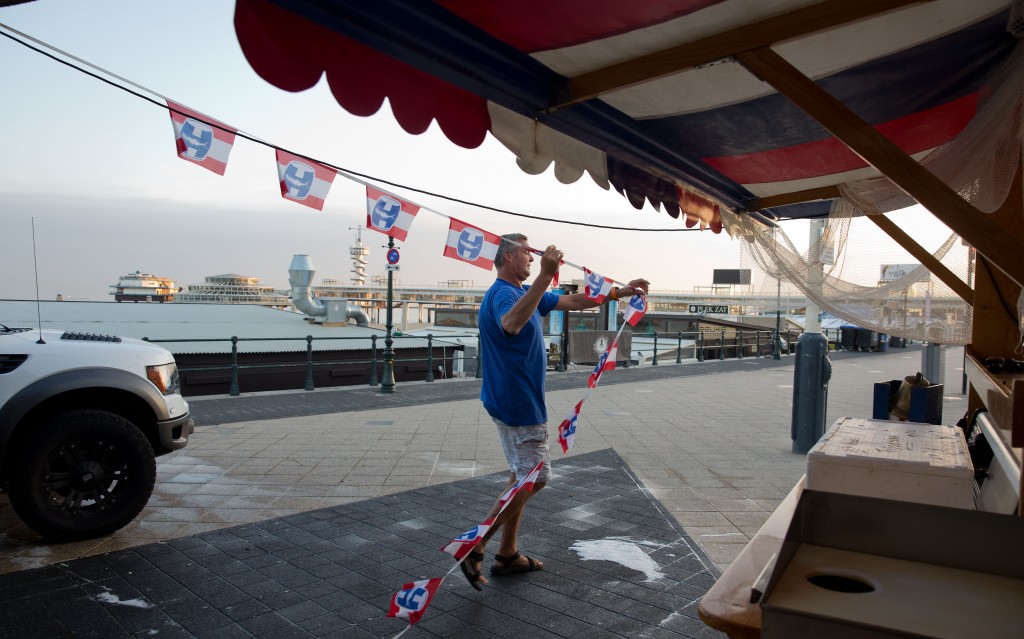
459;549;486;590
490;550;543;576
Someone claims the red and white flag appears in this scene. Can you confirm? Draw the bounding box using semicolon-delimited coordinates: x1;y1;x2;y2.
276;150;335;210
557;399;584;453
387;578;442;626
587;338;617;388
443;218;500;270
366;185;420;241
623;294;648;327
496;460;544;514
440;517;495;561
583;268;613;303
166;100;236;176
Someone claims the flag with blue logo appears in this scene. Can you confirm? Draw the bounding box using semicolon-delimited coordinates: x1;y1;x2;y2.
587;338;617;388
366;185;420;240
443;218;500;270
623;294;648;326
583;267;613;303
166;100;236;176
440;517;494;560
276;150;336;210
557;399;583;453
387;577;442;626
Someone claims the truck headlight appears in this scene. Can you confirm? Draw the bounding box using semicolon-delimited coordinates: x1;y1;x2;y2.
146;362;181;396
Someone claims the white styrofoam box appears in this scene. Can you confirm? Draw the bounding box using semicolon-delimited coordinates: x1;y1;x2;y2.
806;417;976;509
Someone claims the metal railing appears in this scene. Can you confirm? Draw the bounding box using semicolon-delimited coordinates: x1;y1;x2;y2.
144;333;478;397
147;328;862;397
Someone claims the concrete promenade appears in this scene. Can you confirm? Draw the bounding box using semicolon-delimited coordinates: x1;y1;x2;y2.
0;344;968;637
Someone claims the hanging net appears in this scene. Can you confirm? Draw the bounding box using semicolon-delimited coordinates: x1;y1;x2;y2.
721;33;1024;346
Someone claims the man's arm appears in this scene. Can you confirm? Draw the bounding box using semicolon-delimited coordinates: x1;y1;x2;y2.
500;246;562;336
554;278;651;311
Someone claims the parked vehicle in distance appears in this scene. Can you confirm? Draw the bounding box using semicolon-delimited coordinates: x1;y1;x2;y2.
0;325;193;540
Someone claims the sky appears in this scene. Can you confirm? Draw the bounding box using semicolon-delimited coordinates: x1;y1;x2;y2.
0;1;956;302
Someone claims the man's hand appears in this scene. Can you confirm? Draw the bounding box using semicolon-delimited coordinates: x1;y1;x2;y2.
539;245;563;278
619;278;650;298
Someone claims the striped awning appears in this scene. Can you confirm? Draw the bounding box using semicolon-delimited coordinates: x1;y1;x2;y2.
233;0;1018;229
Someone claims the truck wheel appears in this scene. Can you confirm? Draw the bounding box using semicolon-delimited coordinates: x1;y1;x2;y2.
7;409;156;540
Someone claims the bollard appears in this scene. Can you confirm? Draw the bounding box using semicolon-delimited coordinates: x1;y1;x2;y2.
719;330;725;360
426;334;435;382
304;335;315;391
652;333;659;365
791;333;832;454
370;335;379;386
697;331;704;362
476;336;483;378
676;331;682;364
229;336;240;396
738;330;744;359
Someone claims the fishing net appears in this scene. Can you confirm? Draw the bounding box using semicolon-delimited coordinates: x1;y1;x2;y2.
723;35;1024;345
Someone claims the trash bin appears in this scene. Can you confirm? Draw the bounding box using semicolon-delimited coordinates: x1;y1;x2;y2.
889;336;903;348
879;334;889;352
840;326;857;350
851;327;876;352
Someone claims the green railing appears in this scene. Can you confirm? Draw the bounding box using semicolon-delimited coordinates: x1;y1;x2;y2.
146;327;862;396
144;333;478;397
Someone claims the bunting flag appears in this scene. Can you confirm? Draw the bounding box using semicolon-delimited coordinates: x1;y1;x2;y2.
276;150;335;210
366;185;420;240
440;517;494;561
387;578;442;626
496;459;544;514
587;338;617;389
166;100;236;176
583;268;613;303
443;218;500;270
623;294;648;326
557;399;583;453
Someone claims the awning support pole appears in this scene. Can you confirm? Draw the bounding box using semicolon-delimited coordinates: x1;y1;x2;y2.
735;47;1024;290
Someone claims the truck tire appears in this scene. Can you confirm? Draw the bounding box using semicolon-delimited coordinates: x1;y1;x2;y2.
7;409;156;540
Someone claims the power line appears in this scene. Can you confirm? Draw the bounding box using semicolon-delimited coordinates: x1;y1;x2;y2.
0;22;709;233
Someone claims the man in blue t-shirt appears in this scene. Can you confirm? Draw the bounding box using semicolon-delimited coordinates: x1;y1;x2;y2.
459;232;649;590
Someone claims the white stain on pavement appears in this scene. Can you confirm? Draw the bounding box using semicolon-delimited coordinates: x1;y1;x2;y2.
95;588;153;609
569;537;665;582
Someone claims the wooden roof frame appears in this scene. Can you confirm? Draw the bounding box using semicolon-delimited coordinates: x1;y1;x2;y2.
553;0;1022;303
555;0;928;108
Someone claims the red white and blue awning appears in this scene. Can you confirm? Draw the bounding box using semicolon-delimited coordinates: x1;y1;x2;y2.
233;0;1018;227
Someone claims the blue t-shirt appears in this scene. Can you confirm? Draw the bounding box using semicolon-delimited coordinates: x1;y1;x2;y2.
479;279;559;426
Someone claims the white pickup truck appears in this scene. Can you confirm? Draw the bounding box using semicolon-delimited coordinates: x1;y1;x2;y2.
0;326;193;540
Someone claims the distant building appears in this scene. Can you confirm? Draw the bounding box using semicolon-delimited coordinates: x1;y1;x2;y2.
110;271;179;303
174;273;290;307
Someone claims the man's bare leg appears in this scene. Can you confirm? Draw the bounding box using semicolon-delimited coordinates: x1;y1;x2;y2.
474;473;546;578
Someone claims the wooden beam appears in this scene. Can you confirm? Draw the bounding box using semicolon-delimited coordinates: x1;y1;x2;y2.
734;46;1024;290
865;213;973;303
755;185;841;210
560;0;925;107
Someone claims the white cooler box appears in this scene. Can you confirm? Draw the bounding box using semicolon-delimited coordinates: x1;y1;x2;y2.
806;417;976;509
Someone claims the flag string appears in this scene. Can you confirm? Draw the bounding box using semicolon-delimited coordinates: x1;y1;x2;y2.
0;21;711;234
0;22;660;637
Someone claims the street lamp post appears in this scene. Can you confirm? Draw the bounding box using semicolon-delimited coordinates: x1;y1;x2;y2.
381;236;397;393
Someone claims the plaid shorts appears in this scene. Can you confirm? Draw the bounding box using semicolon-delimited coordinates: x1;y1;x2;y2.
493;418;551;484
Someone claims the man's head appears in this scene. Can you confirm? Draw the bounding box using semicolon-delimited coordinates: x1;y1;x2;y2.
495;233;532;283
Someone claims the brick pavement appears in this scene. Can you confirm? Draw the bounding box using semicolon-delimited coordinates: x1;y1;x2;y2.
0;343;968;637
